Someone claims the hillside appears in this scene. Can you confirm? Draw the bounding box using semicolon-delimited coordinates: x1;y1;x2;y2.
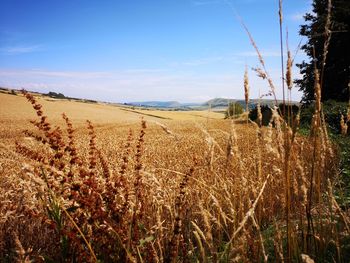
203;97;300;110
126;98;300;110
126;101;183;108
0;92;225;139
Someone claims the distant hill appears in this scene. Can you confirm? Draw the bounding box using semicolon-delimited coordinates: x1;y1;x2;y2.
124;98;299;110
125;101;201;108
203;98;237;107
126;101;181;108
1;86;298;111
203;98;299;110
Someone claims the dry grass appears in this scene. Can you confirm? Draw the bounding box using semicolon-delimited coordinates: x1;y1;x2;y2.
1;1;349;260
0;89;348;262
120;107;225;120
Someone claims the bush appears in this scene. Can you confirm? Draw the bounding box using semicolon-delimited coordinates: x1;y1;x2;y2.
300;100;348;134
225;102;244;118
248;105;272;126
47;91;66;99
248;104;300;127
278;103;299;124
299;100;350;207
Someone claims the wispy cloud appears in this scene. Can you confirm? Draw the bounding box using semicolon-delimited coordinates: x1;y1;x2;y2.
0;44;44;55
0;67;303;102
172;51;284;68
235;51;281;57
180;56;225;66
288;12;305;22
170;54;246;67
0;68;243;102
287;1;313;23
0;69;110;78
192;0;221;6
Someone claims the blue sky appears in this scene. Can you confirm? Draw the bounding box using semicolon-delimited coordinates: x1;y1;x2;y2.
0;0;311;103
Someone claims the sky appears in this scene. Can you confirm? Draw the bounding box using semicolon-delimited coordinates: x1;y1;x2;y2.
0;0;312;103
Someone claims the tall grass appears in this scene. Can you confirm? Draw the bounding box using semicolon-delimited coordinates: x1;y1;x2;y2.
0;0;349;262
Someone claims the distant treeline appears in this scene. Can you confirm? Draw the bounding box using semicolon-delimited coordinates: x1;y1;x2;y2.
248;103;299;126
45;91;97;103
46;91;66;99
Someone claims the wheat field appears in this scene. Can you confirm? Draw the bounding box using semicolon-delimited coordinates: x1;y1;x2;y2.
1;90;348;262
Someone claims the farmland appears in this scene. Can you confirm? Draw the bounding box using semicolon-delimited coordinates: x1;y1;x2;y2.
1;91;348;262
0;92;224;139
1;0;349;260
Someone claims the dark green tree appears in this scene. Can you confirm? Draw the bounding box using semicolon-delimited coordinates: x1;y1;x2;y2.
225;102;244;118
296;0;350;103
47;91;66;99
248;105;272;126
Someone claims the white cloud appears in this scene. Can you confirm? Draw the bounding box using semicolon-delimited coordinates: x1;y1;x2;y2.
193;0;220;6
235;51;281;57
288;12;305;22
0;67;303;103
287;1;313;23
180;56;225;66
0;44;44;54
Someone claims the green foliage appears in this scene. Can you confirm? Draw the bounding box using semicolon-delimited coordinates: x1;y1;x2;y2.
278;103;300;124
332;134;350;204
248;105;272;126
205;98;236;108
225;102;244;118
47;91;66;99
248;104;300;127
83;99;98;104
300;100;348;134
299;100;350;207
296;0;350;103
